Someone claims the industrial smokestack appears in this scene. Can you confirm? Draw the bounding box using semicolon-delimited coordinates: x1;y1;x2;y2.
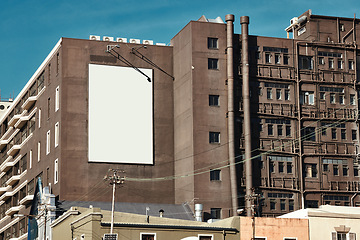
240;16;253;217
225;14;239;217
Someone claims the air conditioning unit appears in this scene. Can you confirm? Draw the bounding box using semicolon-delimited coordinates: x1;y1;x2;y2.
290;17;298;25
103;36;114;42
89;35;100;41
103;233;118;240
116;37;127;43
156;43;166;46
142;40;154;45
129;39;140;44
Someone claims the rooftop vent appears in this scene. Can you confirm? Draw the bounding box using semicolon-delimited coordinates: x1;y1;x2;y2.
130;39;141;44
143;40;154;45
103;36;114;42
89;35;100;41
116;37;127;43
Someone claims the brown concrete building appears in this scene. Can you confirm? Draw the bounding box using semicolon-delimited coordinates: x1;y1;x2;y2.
0;9;360;239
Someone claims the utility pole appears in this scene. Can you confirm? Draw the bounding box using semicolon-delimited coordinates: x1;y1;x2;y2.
104;169;125;234
245;188;260;240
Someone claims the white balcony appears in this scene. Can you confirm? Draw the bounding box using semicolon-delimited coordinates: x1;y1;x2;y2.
8;110;27;128
14;107;37;129
0;192;13;201
21;86;45;111
0;156;13;172
6;175;21;187
7;133;32;157
19;194;33;205
0;186;11;195
5;205;22;216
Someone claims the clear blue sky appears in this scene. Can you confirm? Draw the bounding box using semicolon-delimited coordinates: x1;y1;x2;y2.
1;0;360;100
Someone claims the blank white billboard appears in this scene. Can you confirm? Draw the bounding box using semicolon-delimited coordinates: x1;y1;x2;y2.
88;64;153;164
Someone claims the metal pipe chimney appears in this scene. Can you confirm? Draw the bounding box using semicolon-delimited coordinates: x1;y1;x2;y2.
226;14;239;217
195;204;203;222
240;16;253;217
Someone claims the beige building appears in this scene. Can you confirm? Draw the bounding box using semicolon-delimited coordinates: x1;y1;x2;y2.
51;206;309;240
279;205;360;240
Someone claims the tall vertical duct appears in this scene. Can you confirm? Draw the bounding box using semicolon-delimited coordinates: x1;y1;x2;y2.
226;14;239;216
194;204;203;222
240;16;253;217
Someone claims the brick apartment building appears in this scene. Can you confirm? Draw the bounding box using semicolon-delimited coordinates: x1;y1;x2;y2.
0;9;359;239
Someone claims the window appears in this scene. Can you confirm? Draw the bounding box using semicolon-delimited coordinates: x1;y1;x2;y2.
323;164;329;172
337;233;347;240
55;86;60;112
48;63;51;85
208;38;218;49
47;98;51;118
285;89;290;100
141;233;156;240
349;60;354;70
279;162;284;173
277;125;283;136
299;56;313;69
38;108;41;128
209;95;219;106
289;199;294;211
319;57;325;65
38;142;41;162
29;150;32;169
268;124;273;136
354;166;359;177
302;127;315;141
332;128;337;140
343;165;348;176
350;94;355;105
46;130;50;155
284;55;289;65
329;58;334;68
199;235;213;240
334;165;339;176
339;95;344;105
306;164;317;178
54;159;59;184
276;89;282;100
352;130;357;140
320;92;325;100
275;53;281;64
210;169;220;181
286;125;291;137
210;208;221;219
208;58;218;69
330;93;336;104
300;91;314;105
270;199;276;210
55;122;59;147
305;200;318;208
340;23;345;31
209;132;220;143
341;129;346;140
267;88;272;99
338;59;343;69
280;199;286;210
270;161;274;173
287;162;292;174
56;53;60;74
265;53;271;63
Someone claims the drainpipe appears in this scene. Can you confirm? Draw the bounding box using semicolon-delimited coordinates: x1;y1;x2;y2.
240;16;253;217
226;14;239;217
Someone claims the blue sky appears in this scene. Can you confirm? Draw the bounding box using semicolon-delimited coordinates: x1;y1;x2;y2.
1;0;360;99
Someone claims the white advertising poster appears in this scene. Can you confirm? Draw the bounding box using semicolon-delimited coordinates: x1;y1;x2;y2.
88;64;153;164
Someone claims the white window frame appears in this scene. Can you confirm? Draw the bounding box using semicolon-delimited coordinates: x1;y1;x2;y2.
55;122;60;148
29;150;33;169
38;108;41;128
38;142;41;162
54;159;59;184
46;130;50;155
140;232;156;240
55;86;60;112
198;234;214;240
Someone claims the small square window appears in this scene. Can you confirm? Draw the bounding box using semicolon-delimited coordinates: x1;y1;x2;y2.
283;55;289;65
209;95;219;106
210;169;221;181
209;132;220;143
208;58;218;69
323;164;329;172
210;208;221;219
208;38;218;49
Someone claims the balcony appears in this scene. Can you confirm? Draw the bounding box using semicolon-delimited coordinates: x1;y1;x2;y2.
0;129;20;152
0;192;13;201
19;194;33;205
0;186;11;195
15;107;37;129
8;110;27;128
7;133;33;157
5;205;22;216
6;170;26;187
21;86;45;111
0;156;13;172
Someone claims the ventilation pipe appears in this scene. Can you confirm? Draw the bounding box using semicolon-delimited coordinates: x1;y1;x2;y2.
195;204;203;222
241;16;253;217
226;14;239;217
